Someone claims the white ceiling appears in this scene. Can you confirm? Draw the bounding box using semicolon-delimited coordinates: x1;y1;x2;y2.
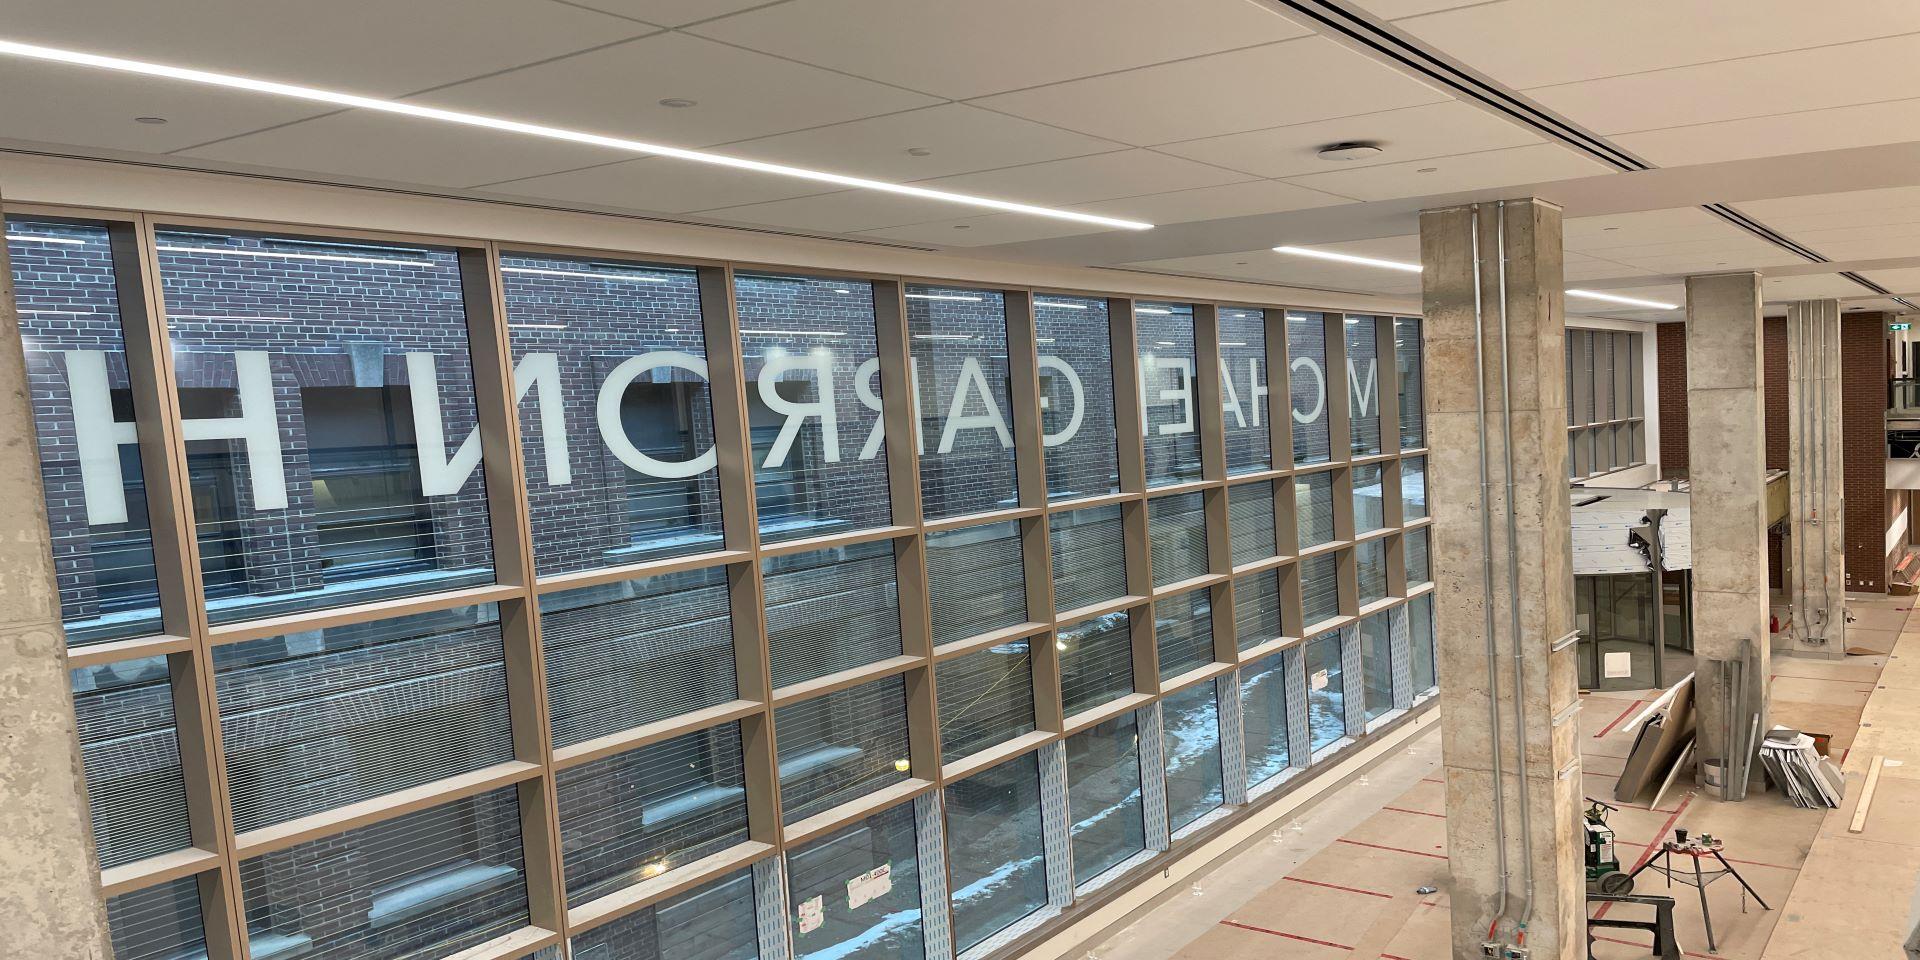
0;0;1916;317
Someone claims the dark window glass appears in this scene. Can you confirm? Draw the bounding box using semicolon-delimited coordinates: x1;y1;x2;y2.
107;876;205;960
1395;317;1424;448
786;804;924;960
1036;296;1118;500
1407;528;1431;586
542;565;735;749
1219;307;1271;475
927;520;1026;647
936;641;1036;762
156;229;495;624
1049;505;1127;612
1402;456;1427;520
1162;681;1223;832
1233;573;1283;652
1155;588;1214;681
774;675;911;825
214;604;513;832
9;220;163;644
1148;491;1208;587
1345;315;1382;456
1353;463;1385;534
1595;331;1614;421
1241;650;1292;786
500;254;722;576
1229;481;1277;566
1361;613;1396;723
1306;632;1347;752
239;788;528;959
1302;554;1341;627
907;285;1018;520
1286;313;1332;466
1066;713;1145;887
556;723;748;907
945;753;1049;951
1059;612;1135;717
1358;539;1388;606
736;274;889;541
71;656;189;868
1410;594;1437;694
764;539;901;689
568;867;760;960
1138;302;1201;486
1296;471;1336;549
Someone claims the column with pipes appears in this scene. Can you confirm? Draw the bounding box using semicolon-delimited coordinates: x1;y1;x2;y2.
1421;199;1585;959
1786;299;1846;657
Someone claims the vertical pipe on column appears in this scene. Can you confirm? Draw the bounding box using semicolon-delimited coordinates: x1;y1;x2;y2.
1495;201;1538;938
1468;203;1513;941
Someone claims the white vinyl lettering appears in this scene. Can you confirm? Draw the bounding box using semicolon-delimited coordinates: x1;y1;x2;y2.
937;356;1014;453
410;351;575;495
853;356;922;459
64;350;139;525
760;352;839;469
1036;355;1084;448
1219;357;1247;429
1348;357;1378;417
1156;357;1195;437
1291;356;1326;425
181;350;289;510
596;351;715;480
1248;357;1267;428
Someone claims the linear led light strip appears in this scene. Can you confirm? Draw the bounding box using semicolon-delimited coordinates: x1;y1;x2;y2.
0;38;1154;233
1271;246;1680;310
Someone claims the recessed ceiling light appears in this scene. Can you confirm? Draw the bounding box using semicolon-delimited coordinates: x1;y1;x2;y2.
906;147;933;157
1316;141;1383;162
0;38;1154;233
953;224;971;230
657;98;697;108
1272;245;1422;273
1566;289;1679;310
1602;226;1619;231
134;115;167;124
1234;261;1249;265
1415;166;1439;173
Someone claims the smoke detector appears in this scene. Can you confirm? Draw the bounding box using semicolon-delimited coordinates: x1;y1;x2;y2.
1316;141;1384;161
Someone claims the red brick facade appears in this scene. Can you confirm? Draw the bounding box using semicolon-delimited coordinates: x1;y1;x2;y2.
1842;312;1892;592
1657;322;1688;479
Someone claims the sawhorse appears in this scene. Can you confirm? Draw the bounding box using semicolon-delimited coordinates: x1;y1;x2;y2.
1587;893;1681;960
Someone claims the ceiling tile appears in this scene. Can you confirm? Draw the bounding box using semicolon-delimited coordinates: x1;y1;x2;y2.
1393;0;1920;89
1761;274;1878;300
0;58;322;154
1562;251;1644;282
1525;33;1920;135
1156;100;1539;179
479;156;829;214
687;0;1311;100
180;110;630;189
0;0;650;96
1735;187;1920;232
1075;180;1351;225
1281;143;1607;202
971;36;1449;146
692;190;963;234
859;215;1107;248
725;104;1126;182
563;0;773;27
1130;247;1424;296
1615;96;1920;167
919;151;1255;208
1867;268;1920;294
1564;207;1748;253
415;32;938;148
1344;0;1494;18
1792;237;1920;261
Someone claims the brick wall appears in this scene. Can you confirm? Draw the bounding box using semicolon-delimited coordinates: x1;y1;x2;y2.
1842;312;1891;592
1656;322;1688;479
1764;317;1789;472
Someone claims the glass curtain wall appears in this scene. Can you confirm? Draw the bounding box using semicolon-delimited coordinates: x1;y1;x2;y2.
1566;328;1647;478
11;213;1435;960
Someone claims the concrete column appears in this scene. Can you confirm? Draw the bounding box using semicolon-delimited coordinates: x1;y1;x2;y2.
1786;299;1846;658
1684;273;1772;781
1421;199;1584;959
0;190;115;955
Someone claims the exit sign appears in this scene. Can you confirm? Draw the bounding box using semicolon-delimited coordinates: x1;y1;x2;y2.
1893;323;1911;331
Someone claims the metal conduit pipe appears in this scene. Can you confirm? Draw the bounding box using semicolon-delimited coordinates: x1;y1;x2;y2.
1495;200;1540;941
1817;304;1833;640
1469;203;1516;943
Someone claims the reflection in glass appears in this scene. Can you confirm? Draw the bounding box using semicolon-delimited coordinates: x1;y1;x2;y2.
1059;612;1135;717
946;753;1049;951
1411;594;1437;695
1360;614;1395;724
1037;296;1118;500
1306;632;1347;752
1050;505;1127;612
927;520;1026;647
1353;463;1385;534
1163;681;1223;832
1138;302;1201;486
1402;456;1427;520
1156;588;1214;680
1358;539;1388;606
1233;572;1283;652
787;804;924;960
1296;471;1336;549
774;675;911;824
1148;491;1208;587
1396;317;1424;449
568;867;760;959
1219;307;1271;474
1287;313;1332;466
107;876;206;960
1228;481;1277;566
156;229;496;624
71;656;190;868
1407;527;1431;585
1345;315;1382;456
908;284;1018;520
1067;713;1146;887
1302;554;1341;627
764;539;901;689
936;641;1036;762
1241;650;1291;786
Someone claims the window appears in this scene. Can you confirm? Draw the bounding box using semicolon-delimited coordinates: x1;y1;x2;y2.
1049;505;1128;612
1357;540;1388;606
71;657;190;868
945;753;1049;951
9;220;164;645
542;566;736;749
568;868;760;960
1302;554;1341;627
774;675;912;824
1410;594;1438;695
1233;572;1284;652
908;284;1019;520
213;604;513;832
1344;315;1382;456
1402;456;1427;520
239;788;529;960
157;229;496;624
556;723;749;906
1407;527;1431;586
1037;295;1118;500
1148;491;1208;587
1305;632;1347;753
764;539;901;689
1155;588;1214;681
786;804;924;960
1296;471;1336;549
936;642;1036;762
1162;682;1223;832
1353;463;1386;534
1567;329;1645;478
1228;481;1277;566
1058;612;1135;717
736;274;891;540
1137;302;1201;486
500;254;722;576
1066;713;1146;887
1241;650;1292;786
1360;613;1396;723
1395;317;1424;449
1219;307;1271;475
1286;313;1332;466
107;877;205;960
927;520;1027;647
